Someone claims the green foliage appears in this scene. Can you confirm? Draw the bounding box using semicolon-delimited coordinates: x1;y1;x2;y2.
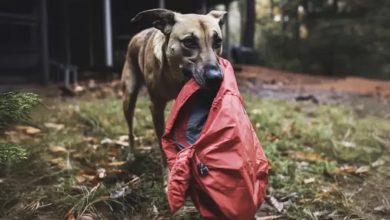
255;0;390;78
0;92;40;165
0;143;28;164
0;92;41;131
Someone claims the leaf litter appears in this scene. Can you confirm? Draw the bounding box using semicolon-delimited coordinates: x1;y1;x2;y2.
1;85;390;219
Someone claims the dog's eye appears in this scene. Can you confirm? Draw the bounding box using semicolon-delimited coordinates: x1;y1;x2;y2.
213;37;222;49
182;38;198;49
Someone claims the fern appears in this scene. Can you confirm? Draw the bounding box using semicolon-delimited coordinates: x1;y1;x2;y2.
0;92;41;131
0;91;41;165
0;143;28;164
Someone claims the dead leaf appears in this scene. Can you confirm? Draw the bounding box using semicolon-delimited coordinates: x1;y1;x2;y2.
340;141;356;148
266;196;284;212
374;205;390;213
303;177;315;184
355;165;370;174
101;137;113;145
287;151;327;162
15;125;41;135
109;148;121;157
336;164;357;174
44;122;64;130
75;174;95;184
65;211;75;220
117;135;128;142
108;161;127;166
372;159;385;167
74;85;86;93
49;146;68;154
97;168;106;179
87;79;97;90
75;175;87;183
113;140;129;147
83;136;99;144
49;157;63;164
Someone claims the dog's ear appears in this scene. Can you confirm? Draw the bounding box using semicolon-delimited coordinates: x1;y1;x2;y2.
131;9;176;35
207;10;227;27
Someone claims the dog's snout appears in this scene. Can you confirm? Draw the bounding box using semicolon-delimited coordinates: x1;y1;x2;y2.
204;65;222;86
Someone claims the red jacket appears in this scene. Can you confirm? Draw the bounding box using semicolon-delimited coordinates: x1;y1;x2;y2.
162;58;269;220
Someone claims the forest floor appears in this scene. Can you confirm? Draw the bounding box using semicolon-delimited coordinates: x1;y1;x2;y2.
1;65;390;219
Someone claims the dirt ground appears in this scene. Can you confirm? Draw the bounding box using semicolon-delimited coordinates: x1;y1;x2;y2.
235;65;390;118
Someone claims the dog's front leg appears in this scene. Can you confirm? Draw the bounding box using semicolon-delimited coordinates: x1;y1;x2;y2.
150;99;171;187
149;99;168;164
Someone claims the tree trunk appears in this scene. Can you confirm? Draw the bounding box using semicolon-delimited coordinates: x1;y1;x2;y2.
241;0;255;47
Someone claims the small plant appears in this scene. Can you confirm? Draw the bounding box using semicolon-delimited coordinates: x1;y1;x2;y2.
0;91;40;165
0;143;28;164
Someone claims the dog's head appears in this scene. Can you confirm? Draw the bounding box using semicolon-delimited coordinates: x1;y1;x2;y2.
132;9;227;88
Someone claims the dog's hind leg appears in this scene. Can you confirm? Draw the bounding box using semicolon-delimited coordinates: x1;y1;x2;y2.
122;59;142;162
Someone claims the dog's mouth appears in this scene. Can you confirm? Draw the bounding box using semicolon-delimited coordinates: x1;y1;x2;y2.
181;67;222;90
181;68;206;88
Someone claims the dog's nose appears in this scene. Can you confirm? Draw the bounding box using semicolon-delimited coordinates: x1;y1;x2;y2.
204;65;222;87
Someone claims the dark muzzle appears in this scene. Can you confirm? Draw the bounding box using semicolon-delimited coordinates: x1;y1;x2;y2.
204;65;222;87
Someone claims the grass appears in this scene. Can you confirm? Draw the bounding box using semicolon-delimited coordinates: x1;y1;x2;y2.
0;92;389;219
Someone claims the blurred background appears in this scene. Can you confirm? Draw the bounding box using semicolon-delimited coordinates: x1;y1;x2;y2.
1;1;390;219
1;0;390;84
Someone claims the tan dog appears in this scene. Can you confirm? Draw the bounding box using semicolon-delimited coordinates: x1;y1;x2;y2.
121;9;227;162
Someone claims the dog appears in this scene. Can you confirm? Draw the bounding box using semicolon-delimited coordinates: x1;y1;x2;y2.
121;9;227;163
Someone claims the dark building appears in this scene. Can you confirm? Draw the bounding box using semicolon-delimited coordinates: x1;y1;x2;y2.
0;0;234;85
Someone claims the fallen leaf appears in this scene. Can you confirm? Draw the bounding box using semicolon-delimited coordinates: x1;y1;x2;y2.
287;151;327;162
74;85;85;93
335;165;357;174
152;205;159;215
44;122;64;130
117;135;128;142
87;79;97;89
266;196;284;212
97;168;106;179
75;174;95;184
15;125;41;135
355;165;370;174
83;136;99;144
372;159;385;167
49;146;68;154
65;211;75;220
26;127;41;135
49;157;64;165
303;177;315;184
75;175;87;183
101;137;113;145
113;140;129;147
340;141;356;148
374;205;390;213
108;161;127;166
49;157;69;169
